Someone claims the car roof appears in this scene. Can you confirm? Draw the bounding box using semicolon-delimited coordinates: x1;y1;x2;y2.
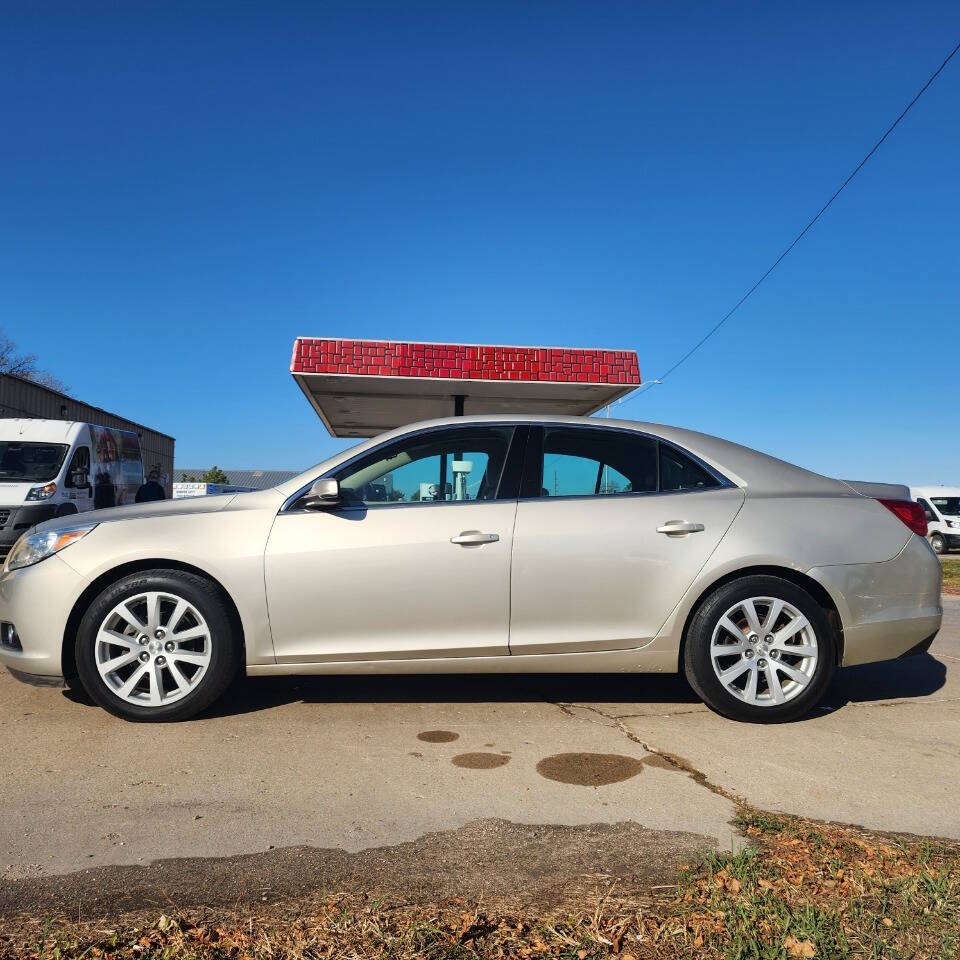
277;414;854;498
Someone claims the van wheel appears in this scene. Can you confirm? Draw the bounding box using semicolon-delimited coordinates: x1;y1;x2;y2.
74;569;240;722
55;503;79;518
929;533;946;555
684;575;836;723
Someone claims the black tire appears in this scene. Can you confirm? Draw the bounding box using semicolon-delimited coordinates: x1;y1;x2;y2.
929;533;946;555
55;503;79;518
74;569;241;722
683;575;836;723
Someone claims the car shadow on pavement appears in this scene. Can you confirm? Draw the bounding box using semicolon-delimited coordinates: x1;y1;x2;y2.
821;653;946;710
197;671;702;718
60;653;947;720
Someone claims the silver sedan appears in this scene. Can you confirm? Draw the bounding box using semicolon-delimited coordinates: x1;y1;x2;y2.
0;415;942;722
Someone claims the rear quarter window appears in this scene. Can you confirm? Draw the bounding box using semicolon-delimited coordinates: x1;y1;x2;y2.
659;444;720;492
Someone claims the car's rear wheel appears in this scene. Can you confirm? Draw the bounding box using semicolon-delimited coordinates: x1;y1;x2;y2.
75;570;240;722
684;575;836;723
929;533;946;555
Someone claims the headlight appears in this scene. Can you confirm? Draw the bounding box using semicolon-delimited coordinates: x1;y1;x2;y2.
5;524;98;572
25;482;57;501
949;520;960;529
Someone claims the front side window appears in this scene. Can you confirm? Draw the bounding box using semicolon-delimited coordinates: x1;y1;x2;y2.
334;426;515;506
0;442;70;483
65;447;91;488
536;427;657;498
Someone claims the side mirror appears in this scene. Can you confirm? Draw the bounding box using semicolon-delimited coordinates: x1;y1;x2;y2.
303;477;341;509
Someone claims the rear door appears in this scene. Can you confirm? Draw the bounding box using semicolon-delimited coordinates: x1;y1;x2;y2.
509;425;744;654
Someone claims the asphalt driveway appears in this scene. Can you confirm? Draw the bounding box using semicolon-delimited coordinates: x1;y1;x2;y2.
1;596;957;916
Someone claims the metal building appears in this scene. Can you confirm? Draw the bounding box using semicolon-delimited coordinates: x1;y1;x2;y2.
0;374;175;496
174;468;299;490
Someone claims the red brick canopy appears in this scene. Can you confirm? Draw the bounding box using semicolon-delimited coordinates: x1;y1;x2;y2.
291;338;641;437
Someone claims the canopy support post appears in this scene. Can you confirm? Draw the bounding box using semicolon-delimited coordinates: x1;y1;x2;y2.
453;394;465;417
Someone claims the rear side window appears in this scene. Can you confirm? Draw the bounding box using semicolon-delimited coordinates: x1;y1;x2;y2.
659;444;720;492
537;427;657;497
523;427;724;499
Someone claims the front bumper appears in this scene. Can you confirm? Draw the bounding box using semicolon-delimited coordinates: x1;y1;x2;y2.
0;554;87;679
810;534;943;667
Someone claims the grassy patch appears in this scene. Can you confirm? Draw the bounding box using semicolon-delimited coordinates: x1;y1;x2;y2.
2;812;958;959
942;557;960;593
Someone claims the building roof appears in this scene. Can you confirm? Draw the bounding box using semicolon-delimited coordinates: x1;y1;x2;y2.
0;373;175;441
291;337;641;437
174;468;299;489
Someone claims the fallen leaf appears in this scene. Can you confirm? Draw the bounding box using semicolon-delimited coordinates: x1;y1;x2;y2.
784;935;816;958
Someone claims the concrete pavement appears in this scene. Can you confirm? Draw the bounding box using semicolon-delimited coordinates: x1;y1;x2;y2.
0;596;957;915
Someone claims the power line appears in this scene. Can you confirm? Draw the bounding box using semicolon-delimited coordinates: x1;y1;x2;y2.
621;37;960;403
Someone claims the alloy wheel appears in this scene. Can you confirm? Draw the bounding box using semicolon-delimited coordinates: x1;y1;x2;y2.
94;591;212;707
709;596;819;707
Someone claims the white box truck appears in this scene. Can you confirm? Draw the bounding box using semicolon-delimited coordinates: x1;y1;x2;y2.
0;419;144;561
910;485;960;555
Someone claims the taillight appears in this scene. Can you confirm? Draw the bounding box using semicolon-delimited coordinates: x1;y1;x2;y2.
877;499;928;537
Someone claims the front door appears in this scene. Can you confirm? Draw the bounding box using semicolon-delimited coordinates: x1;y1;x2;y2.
509;425;744;654
264;424;525;663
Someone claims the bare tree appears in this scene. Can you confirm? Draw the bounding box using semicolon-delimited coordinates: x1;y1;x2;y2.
0;331;69;394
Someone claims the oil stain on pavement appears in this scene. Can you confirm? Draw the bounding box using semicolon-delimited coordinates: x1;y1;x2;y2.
416;730;460;743
452;752;511;770
536;752;667;786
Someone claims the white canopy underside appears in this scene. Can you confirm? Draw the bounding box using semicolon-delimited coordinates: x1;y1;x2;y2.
293;373;637;437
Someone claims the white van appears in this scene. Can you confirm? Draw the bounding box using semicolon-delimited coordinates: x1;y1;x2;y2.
910;485;960;555
0;419;144;561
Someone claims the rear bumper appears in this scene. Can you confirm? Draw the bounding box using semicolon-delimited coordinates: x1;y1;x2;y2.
809;535;943;666
0;554;87;679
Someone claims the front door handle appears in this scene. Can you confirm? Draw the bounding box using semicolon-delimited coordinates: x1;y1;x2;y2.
657;521;705;536
450;530;500;545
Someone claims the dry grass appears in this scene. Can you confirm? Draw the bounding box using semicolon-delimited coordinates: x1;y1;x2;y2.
2;810;958;959
942;557;960;595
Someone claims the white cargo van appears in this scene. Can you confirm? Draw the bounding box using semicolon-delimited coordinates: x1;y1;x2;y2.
0;419;144;561
910;485;960;555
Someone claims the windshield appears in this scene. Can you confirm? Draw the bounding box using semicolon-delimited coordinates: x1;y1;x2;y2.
932;497;960;517
0;441;70;482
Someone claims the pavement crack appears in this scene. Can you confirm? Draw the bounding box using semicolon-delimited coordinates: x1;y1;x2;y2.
841;696;960;709
552;702;743;804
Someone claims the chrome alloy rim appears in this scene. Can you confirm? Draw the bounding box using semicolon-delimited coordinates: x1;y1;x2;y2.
710;597;818;707
95;592;211;707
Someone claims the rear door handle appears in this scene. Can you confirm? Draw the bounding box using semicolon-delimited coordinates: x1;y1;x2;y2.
657;521;705;536
450;530;500;545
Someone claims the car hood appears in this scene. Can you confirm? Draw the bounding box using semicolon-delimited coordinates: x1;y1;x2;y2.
35;494;239;533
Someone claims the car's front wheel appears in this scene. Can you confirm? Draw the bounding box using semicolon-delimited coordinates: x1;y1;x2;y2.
683;575;836;723
929;533;946;555
75;569;240;722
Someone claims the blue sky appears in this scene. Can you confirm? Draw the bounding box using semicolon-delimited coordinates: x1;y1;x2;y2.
2;2;957;481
